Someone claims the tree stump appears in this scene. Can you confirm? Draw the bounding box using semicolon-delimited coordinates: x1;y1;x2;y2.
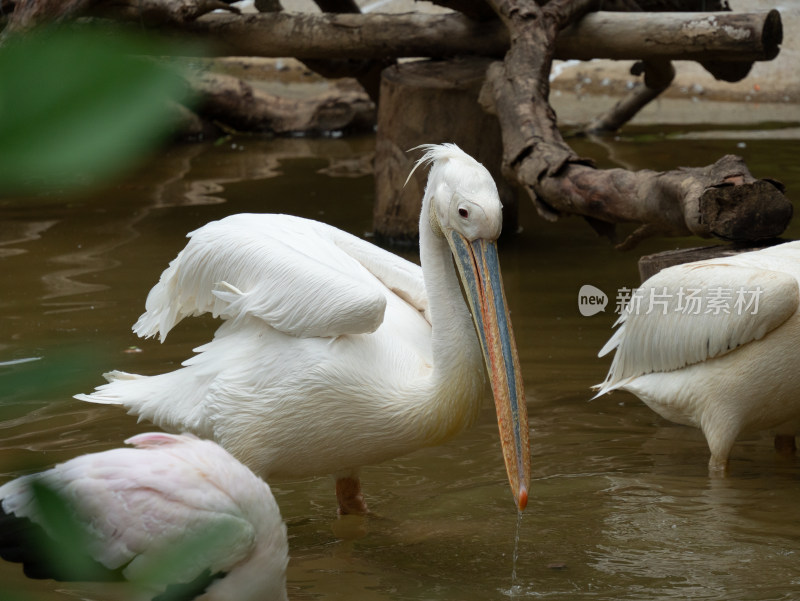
373;57;516;244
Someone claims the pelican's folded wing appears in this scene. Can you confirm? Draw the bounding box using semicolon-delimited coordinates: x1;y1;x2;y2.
596;260;799;395
330;227;429;323
133;214;388;341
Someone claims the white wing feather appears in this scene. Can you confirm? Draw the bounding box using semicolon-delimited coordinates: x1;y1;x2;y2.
330;229;429;323
133;214;427;341
596;243;800;395
0;433;274;584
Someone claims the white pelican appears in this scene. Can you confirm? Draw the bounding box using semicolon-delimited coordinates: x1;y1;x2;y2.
0;432;288;601
76;144;530;513
595;241;800;473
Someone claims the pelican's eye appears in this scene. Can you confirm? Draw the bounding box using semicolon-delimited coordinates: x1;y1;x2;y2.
458;208;469;219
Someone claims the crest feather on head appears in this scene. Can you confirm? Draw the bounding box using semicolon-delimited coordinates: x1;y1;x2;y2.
404;143;478;187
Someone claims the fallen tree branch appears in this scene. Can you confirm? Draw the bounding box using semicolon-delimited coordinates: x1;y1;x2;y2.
185;69;374;134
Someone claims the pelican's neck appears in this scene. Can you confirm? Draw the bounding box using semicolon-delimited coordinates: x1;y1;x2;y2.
418;195;485;438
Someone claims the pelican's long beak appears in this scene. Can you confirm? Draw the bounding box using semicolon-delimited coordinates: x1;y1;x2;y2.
448;232;531;511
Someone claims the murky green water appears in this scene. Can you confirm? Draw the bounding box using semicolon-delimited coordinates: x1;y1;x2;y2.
1;131;799;600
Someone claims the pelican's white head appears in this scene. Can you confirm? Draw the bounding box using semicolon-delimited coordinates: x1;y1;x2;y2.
409;143;503;241
409;144;531;512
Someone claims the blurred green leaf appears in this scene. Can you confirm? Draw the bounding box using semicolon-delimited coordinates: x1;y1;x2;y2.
31;482;235;598
0;27;197;195
30;480;123;581
138;522;236;600
0;346;103;408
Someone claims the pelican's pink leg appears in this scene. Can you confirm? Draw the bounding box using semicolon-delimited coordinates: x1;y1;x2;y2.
336;476;368;515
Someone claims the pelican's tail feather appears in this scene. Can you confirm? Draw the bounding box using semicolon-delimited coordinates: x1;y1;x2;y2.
74;371;144;405
75;370;213;438
590;376;637;400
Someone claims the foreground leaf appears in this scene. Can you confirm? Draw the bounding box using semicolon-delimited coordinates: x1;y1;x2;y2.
0;27;196;195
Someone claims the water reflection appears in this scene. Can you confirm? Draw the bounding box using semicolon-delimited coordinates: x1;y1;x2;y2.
129;138;375;208
0;220;57;259
0;132;799;601
39;220;142;312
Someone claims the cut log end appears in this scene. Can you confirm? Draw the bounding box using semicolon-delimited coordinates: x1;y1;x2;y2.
699;179;793;243
702;8;784;81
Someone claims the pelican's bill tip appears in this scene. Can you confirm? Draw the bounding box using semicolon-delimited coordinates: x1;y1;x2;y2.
518;486;528;511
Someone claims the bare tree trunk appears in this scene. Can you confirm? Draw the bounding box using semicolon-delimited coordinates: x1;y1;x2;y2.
479;0;791;249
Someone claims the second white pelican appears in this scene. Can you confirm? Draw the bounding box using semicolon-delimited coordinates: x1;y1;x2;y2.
595;241;800;473
77;144;530;513
0;432;288;601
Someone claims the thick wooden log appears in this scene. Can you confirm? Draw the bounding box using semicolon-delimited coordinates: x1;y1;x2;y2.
139;10;781;63
167;12;506;59
373;58;514;244
556;9;782;62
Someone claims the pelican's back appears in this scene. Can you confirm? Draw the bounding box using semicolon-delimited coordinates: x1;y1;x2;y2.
596;241;800;396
